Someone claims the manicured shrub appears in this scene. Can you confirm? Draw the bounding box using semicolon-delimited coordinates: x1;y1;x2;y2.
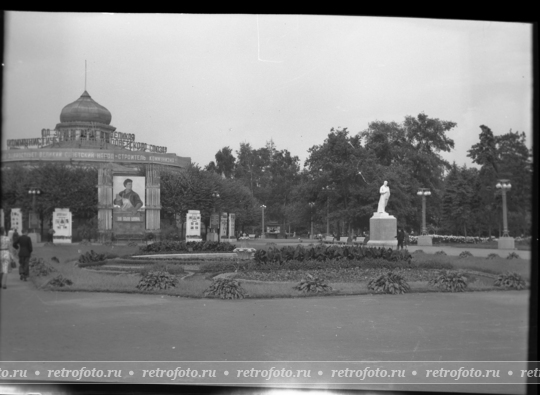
506;252;521;260
294;274;332;293
30;257;57;276
78;250;108;264
429;270;468;292
367;272;410;294
435;251;447;255
253;245;410;265
486;253;500;259
139;241;235;254
46;275;73;287
204;278;248;299
494;272;526;290
136;271;179;291
458;251;473;259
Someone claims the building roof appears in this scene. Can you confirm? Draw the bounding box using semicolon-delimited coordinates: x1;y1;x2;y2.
60;91;112;125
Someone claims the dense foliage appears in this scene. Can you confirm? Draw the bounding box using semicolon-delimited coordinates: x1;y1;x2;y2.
494;272;526;290
30;257;57;276
253;245;412;264
367;272;411;294
138;241;236;254
429;270;468;292
294;274;332;293
204;278;248;299
46;275;73;287
136;271;179;291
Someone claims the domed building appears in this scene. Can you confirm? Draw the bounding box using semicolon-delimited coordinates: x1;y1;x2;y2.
2;89;190;242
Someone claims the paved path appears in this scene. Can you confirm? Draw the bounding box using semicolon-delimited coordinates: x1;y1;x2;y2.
0;276;529;362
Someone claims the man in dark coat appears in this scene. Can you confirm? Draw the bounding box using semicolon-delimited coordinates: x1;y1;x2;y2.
13;228;32;281
396;228;405;250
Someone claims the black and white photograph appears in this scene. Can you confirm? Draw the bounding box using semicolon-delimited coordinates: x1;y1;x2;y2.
0;12;535;395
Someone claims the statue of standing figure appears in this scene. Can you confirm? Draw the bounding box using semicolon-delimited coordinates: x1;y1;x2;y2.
377;181;390;213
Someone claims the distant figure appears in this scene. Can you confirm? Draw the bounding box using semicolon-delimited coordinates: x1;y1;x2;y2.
13;228;33;281
377;181;390;213
48;227;55;243
1;227;11;289
396;228;405;250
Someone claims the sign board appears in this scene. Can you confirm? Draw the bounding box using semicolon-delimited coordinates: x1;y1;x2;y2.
29;211;40;230
220;212;228;238
210;213;219;229
10;208;22;233
186;210;202;242
228;213;236;239
52;208;72;243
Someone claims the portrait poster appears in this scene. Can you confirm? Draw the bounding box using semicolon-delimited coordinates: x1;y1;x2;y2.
112;176;145;211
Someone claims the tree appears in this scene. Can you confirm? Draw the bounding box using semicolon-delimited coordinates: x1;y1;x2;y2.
214;146;236;178
160;164;260;237
468;126;533;236
441;163;478;236
360;113;457;232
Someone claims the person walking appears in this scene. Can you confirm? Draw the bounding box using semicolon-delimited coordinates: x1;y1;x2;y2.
396;227;405;250
13;228;32;281
1;227;12;289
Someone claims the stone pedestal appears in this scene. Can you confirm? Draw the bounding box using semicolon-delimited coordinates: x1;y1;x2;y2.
367;212;397;248
417;235;433;246
498;237;515;250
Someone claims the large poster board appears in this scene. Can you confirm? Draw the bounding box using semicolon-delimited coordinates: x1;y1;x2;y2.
10;208;22;233
112;176;146;212
52;208;72;243
220;212;228;238
186;210;202;242
228;213;236;239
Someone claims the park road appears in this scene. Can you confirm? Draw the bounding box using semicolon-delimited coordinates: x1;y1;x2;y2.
0;277;529;362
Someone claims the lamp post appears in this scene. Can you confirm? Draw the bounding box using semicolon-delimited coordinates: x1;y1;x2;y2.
416;188;432;246
308;202;315;239
27;188;41;234
260;205;266;239
211;192;220;242
495;179;515;249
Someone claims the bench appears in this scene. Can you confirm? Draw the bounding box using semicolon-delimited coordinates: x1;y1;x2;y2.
353;237;366;245
248;234;256;239
323;236;335;244
336;237;351;245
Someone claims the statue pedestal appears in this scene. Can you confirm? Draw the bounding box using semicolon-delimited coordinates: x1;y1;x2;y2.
498;237;515;250
417;235;433;246
367;212;397;248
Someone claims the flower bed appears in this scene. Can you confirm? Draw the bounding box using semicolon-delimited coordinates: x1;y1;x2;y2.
408;234;530;245
138;240;236;254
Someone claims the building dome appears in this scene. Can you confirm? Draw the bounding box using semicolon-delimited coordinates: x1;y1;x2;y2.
60;91;112;125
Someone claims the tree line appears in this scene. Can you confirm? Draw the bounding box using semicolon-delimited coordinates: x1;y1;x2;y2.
1;113;532;238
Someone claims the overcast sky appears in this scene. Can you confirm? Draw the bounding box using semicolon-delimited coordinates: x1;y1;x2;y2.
2;13;533;169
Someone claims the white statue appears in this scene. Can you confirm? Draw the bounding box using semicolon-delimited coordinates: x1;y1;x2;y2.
377;181;390;213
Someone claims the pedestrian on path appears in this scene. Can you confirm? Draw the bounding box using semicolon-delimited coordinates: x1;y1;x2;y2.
13;228;32;281
396;227;405;250
1;227;13;289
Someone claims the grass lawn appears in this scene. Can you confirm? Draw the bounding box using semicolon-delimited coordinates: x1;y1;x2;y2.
29;242;531;299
